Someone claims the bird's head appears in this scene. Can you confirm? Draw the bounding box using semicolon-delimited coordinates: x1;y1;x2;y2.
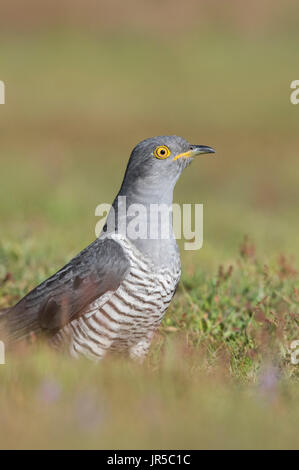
121;135;215;197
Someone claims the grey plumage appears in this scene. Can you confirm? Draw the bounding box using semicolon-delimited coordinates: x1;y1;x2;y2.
4;238;130;341
1;135;215;361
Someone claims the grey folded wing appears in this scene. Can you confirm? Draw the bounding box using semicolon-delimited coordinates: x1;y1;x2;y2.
4;237;130;341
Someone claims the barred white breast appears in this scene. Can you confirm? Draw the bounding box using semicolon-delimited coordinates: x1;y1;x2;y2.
52;234;181;361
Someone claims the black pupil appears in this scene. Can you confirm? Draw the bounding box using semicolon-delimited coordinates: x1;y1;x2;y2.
160;149;166;155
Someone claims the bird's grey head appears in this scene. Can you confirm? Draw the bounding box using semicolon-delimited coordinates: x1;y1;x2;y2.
119;135;215;201
107;136;215;264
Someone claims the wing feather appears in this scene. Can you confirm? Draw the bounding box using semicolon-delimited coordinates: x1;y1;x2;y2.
3;237;130;342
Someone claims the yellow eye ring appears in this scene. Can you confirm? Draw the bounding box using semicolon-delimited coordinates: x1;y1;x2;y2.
154;145;171;160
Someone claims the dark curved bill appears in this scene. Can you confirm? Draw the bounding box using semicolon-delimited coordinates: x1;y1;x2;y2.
190;145;216;155
174;145;216;161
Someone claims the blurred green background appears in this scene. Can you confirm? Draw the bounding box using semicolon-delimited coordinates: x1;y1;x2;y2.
0;0;299;450
1;0;299;274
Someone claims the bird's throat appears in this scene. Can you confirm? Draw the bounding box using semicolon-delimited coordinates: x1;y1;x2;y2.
104;188;178;266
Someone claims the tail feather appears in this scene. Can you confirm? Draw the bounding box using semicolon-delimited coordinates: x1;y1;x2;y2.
0;304;42;345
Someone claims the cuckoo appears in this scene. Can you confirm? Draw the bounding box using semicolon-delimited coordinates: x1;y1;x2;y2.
0;136;215;361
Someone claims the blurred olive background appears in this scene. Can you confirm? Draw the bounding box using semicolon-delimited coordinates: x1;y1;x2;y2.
0;0;299;451
0;0;299;276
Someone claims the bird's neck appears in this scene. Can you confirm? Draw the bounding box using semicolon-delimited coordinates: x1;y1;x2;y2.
104;180;179;267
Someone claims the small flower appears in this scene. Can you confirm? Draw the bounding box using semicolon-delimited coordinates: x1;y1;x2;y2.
38;379;61;404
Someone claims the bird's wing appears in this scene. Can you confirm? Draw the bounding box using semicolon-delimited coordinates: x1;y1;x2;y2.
4;237;130;341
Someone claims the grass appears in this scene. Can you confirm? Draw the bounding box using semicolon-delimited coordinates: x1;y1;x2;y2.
1;236;298;449
0;6;299;448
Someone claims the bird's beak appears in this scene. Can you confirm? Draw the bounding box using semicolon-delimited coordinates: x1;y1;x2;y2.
173;145;216;161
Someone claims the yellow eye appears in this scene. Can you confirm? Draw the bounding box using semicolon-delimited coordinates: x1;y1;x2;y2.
154;145;171;160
